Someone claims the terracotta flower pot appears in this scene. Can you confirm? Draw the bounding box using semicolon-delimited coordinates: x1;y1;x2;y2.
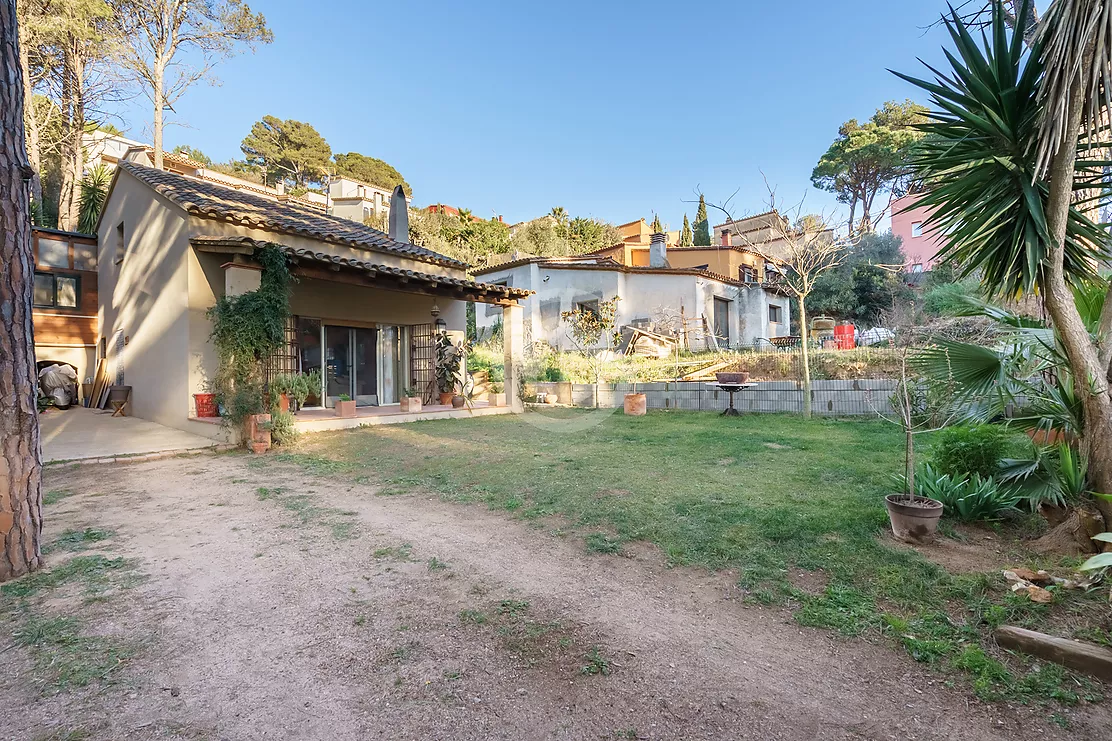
715;372;750;384
250;441;269;455
194;393;218;418
490;393;507;407
277;393;290;414
624;393;647;416
885;494;944;544
545;395;558;405
400;397;422;413
335;399;357;418
245;413;271;452
439;392;455;405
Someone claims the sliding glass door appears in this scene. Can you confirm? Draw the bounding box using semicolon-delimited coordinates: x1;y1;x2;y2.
298;319;403;408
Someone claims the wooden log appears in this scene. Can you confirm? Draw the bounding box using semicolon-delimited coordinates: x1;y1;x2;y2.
995;625;1112;681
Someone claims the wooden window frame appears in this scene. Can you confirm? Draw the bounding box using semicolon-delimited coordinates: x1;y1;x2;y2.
33;271;81;310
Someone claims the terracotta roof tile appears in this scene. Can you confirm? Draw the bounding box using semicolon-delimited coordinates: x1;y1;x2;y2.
117;161;467;270
190;236;531;302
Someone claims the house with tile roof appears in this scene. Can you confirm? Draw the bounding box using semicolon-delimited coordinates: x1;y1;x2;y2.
470;234;791;352
92;155;530;438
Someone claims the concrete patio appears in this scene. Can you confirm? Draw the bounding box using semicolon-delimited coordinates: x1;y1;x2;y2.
40;407;227;463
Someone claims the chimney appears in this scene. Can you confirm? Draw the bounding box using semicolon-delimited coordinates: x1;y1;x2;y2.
388;185;409;242
649;231;669;268
721;229;730;246
275;181;285;195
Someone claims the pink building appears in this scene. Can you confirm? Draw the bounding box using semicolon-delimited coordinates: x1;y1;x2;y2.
891;194;945;274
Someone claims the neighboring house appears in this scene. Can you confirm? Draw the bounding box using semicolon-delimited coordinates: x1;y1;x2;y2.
616;218;680;249
591;240;771;284
83;130;330;211
471;236;790;352
329;176;406;224
891;193;945;273
712;210;805;259
93;153;529;439
31;226;99;388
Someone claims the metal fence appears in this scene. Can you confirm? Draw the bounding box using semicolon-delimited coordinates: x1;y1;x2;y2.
526;379;898;417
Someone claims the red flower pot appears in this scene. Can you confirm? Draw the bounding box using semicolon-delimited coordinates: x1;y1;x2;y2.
194;393;218;418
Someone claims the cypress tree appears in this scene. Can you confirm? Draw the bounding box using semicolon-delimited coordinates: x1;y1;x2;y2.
679;214;693;247
694;195;711;245
650;214;663;233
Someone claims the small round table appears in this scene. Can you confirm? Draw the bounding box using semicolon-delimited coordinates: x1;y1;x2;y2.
708;383;756;416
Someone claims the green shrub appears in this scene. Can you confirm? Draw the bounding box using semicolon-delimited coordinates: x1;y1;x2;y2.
543;365;566;382
922;280;979;317
915;463;1020;521
932;425;1006;478
268;410;299;446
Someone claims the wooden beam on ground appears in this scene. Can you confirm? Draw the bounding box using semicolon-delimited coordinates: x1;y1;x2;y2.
995;625;1112;681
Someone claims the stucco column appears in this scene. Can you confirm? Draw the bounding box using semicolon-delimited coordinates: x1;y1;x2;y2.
223;262;261;297
503;303;524;413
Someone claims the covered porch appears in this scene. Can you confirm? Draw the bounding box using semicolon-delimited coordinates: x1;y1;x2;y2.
190;236;529;426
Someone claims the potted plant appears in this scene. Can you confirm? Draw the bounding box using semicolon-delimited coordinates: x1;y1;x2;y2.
869;330;958;544
488;381;506;407
434;331;468;405
269;373;297;414
194;386;219;418
335;393;357;418
400;387;422;413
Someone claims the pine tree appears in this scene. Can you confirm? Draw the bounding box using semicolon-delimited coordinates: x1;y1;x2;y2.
679;214;693;247
694;195;711;245
650;214;663;233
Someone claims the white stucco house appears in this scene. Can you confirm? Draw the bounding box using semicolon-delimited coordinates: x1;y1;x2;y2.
471;249;791;352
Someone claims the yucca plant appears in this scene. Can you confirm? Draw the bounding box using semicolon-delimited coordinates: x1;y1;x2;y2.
909;463;1021;521
895;2;1110;298
77;164;111;235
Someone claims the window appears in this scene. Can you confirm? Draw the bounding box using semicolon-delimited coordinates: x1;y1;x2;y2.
33;272;79;309
576;300;600;316
114;222;126;265
712;297;731;344
911;263;924;273
740;265;756;283
37;238;70;268
911;221;923;238
768;304;782;324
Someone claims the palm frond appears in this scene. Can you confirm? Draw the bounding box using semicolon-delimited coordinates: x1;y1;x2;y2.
895;1;1112;298
1034;0;1112;174
77;164;111;235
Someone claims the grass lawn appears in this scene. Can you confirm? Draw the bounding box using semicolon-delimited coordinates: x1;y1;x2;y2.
286;409;1108;706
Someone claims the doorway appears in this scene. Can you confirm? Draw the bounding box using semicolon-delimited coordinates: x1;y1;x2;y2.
325;326;378;407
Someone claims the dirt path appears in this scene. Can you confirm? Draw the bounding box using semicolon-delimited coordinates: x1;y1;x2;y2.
2;454;1108;741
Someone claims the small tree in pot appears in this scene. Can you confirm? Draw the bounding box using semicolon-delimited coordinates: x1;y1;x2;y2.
561;296;622;409
868;309;961;543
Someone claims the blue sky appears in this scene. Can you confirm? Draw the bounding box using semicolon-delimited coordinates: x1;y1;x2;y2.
116;1;959;230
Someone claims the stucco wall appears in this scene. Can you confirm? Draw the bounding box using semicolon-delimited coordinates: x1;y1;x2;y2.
891;194;944;270
98;169;193;430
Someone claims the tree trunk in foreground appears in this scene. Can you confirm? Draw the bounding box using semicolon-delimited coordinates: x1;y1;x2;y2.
0;0;44;582
1040;46;1112;530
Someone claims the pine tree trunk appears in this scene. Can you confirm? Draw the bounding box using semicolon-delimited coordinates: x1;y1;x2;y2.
58;38;85;231
57;42;76;231
16;14;40;208
1041;46;1112;528
0;0;45;582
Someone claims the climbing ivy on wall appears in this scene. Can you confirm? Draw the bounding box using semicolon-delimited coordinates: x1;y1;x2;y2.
206;245;292;424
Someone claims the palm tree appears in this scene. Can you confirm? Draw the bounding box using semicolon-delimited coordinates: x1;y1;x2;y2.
898;0;1112;525
456;207;473;224
549;206;567;224
77;164;110;234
